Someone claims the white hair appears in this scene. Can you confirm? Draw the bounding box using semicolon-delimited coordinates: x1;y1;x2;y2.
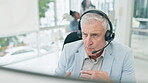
80;13;109;31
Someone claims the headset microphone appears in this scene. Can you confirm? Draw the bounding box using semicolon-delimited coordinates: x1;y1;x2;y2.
92;41;111;54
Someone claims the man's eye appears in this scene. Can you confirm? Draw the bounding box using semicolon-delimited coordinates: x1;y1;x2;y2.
92;34;98;37
83;33;87;36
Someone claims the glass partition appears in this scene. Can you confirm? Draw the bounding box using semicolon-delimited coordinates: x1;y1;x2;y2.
131;0;148;59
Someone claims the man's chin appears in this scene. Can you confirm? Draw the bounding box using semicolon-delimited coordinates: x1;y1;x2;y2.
85;48;96;55
86;51;95;56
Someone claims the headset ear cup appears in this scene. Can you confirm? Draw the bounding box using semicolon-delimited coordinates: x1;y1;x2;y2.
105;30;115;41
105;30;110;41
111;32;115;41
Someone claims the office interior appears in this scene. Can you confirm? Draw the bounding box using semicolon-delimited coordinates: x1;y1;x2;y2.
0;0;148;83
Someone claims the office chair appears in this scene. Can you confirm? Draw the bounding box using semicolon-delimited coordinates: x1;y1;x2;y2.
62;31;82;49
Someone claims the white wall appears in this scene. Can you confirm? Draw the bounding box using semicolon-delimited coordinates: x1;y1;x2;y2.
0;0;39;37
114;0;134;46
70;0;82;12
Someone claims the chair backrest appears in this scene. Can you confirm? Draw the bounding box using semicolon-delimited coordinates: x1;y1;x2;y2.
63;31;82;49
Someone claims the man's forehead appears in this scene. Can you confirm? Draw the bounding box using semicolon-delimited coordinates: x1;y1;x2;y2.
82;28;105;33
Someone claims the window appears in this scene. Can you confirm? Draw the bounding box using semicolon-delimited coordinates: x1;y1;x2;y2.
131;0;148;59
0;0;70;66
0;32;38;65
39;0;55;27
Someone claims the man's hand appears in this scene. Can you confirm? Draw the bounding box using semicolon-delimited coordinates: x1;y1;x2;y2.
65;72;71;77
80;70;112;82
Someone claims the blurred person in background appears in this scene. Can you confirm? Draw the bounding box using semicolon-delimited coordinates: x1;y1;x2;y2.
69;10;80;32
80;0;96;14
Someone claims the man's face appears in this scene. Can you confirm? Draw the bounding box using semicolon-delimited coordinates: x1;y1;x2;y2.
82;19;106;56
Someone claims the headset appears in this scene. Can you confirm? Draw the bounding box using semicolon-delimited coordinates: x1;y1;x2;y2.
77;10;115;54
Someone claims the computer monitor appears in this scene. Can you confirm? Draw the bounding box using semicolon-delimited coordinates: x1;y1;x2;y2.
0;66;103;83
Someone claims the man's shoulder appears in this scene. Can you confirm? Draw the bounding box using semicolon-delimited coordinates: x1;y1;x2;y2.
109;41;132;61
110;41;131;52
64;40;83;49
62;40;83;59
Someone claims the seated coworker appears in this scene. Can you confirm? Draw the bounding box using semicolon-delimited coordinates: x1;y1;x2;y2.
69;10;80;32
55;10;136;83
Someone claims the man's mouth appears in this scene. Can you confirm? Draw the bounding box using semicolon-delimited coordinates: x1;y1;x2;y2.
85;46;95;50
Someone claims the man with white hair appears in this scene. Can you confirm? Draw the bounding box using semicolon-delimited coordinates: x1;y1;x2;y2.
55;10;136;83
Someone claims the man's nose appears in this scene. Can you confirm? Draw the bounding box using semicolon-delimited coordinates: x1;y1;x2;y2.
86;36;93;45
